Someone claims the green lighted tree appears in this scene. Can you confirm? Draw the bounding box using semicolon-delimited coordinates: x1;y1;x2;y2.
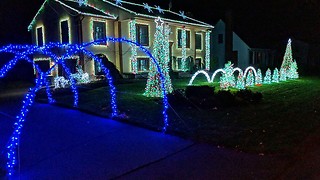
264;68;272;84
256;69;263;85
220;61;235;90
281;38;294;78
272;68;279;83
144;17;173;97
245;70;254;87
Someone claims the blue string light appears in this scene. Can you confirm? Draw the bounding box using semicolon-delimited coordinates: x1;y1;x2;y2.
0;37;170;177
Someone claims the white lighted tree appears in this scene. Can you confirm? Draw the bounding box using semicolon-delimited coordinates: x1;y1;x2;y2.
281;38;294;78
144;17;173;97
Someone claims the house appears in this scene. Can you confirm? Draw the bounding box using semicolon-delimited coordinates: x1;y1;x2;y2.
211;19;275;70
29;0;214;79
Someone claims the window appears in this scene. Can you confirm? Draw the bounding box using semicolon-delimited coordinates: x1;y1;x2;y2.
136;24;149;46
61;20;70;43
93;21;106;45
59;59;77;76
137;58;149;72
176;58;182;70
35;60;50;72
195;58;202;69
195;33;202;50
218;34;223;44
36;27;44;46
177;29;190;48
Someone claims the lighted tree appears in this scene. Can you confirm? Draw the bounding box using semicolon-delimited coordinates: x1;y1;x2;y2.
220;61;235;90
272;68;279;83
236;71;245;90
255;68;263;85
245;70;254;87
144;17;173;97
281;38;293;78
288;60;299;79
280;67;287;81
264;68;272;84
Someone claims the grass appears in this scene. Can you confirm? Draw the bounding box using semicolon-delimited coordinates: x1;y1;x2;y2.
36;76;320;156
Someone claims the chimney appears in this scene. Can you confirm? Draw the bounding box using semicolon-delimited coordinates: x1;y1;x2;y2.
169;0;172;10
225;9;234;64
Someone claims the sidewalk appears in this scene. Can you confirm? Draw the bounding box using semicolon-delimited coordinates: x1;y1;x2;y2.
1;103;289;179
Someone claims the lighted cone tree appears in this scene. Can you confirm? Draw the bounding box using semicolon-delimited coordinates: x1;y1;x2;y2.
245;70;254;87
236;72;245;90
280;67;287;81
264;68;272;84
256;68;263;85
272;68;279;83
220;61;235;90
287;60;299;79
281;38;294;78
144;17;173;97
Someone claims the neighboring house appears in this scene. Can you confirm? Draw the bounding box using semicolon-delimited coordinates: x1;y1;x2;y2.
29;0;214;79
212;19;275;70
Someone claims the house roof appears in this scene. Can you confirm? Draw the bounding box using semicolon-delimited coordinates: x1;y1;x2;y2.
28;0;117;31
28;0;214;31
101;0;214;29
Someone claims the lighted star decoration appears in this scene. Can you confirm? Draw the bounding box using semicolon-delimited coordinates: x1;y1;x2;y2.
155;16;164;27
143;3;153;13
115;0;122;5
179;11;186;19
155;5;164;14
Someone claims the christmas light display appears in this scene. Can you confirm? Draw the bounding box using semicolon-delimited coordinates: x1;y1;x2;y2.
1;37;171;177
272;68;279;83
205;31;211;70
287;60;299;79
155;5;164;14
143;3;153;13
264;68;272;84
188;70;211;85
144;17;173;97
54;76;69;88
70;65;90;84
129;19;138;74
256;68;263;85
245;70;255;87
281;38;294;78
220;61;235;90
280;67;287;81
244;66;257;78
179;11;186;19
77;0;88;6
181;27;188;71
236;71;245;90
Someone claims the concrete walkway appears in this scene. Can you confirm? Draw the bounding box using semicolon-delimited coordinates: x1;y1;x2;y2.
0;103;291;179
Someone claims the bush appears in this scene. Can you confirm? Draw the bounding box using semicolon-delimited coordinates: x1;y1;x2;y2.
234;89;263;104
167;89;189;106
185;85;215;99
215;90;235;107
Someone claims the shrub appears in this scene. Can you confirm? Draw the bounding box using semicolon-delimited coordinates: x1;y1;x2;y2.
215;90;235;107
185;85;215;99
234;89;263;104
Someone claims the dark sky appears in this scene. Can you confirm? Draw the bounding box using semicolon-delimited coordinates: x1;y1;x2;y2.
1;0;320;47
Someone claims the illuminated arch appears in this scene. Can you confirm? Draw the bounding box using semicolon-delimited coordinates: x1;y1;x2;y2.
1;37;170;176
243;66;257;78
188;70;211;85
210;69;226;83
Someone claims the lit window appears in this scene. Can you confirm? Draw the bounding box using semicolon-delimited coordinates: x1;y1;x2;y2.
60;20;70;43
93;21;106;42
177;57;182;70
177;29;190;48
136;24;149;46
137;58;149;71
195;33;202;50
36;27;44;46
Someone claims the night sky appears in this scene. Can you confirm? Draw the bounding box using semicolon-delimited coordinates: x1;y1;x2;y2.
0;0;320;47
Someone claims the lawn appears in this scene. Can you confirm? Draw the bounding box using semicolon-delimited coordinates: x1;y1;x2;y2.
36;76;320;155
